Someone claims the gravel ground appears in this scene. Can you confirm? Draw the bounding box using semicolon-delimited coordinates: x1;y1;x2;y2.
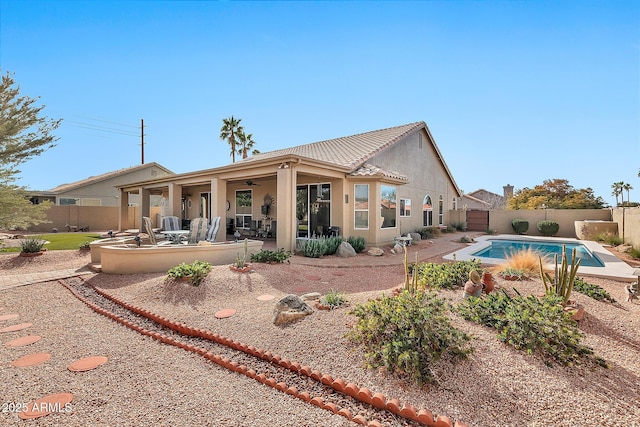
1;247;640;426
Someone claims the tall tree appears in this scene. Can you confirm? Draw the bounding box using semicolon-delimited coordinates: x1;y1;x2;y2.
623;182;633;205
219;116;243;163
508;178;606;209
0;72;60;229
611;181;623;206
236;129;258;160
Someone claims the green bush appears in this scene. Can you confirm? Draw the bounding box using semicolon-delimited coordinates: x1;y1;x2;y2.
449;221;467;232
322;236;344;255
300;239;327;258
628;246;640;260
320;289;348;309
347;290;473;385
511;219;529;235
574;277;616;303
20;236;46;253
593;232;624;246
250;248;291;263
167;260;212;286
415;259;483;289
537;220;559;237
457;290;606;367
346;236;366;253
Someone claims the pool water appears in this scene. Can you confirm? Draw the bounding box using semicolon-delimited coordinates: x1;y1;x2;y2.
471;239;604;267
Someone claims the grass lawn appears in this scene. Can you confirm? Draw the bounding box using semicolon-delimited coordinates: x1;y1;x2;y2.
1;233;102;252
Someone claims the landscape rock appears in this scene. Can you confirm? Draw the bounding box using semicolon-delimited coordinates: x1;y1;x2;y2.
408;232;422;242
367;247;384;256
336;241;357;258
273;294;314;326
391;243;404;254
300;292;321;301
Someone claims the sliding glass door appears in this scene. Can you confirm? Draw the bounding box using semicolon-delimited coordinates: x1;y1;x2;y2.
296;183;331;237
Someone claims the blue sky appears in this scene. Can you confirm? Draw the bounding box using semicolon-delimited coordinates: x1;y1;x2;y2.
1;0;638;206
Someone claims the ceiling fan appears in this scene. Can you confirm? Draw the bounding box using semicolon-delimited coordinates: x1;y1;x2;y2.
245;180;261;186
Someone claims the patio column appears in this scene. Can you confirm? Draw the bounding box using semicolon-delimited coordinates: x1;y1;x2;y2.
210;177;227;242
139;187;151;231
168;183;182;217
276;162;296;252
118;189;129;232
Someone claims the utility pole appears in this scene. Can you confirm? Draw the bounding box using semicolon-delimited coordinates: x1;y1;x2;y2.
141;118;145;164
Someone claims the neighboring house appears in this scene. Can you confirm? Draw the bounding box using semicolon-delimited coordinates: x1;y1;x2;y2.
464;185;513;209
117;122;462;251
29;162;174;207
460;193;491;210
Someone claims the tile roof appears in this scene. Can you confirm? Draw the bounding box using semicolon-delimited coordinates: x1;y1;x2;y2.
48;162;173;193
350;163;407;181
239;121;424;171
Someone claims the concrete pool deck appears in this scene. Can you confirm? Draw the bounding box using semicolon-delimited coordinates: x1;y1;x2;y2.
443;234;638;282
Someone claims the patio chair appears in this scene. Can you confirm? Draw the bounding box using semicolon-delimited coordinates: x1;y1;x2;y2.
205;216;221;243
185;217;208;245
161;216;181;231
143;216;172;246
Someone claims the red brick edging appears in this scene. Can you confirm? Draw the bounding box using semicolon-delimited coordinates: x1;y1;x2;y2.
59;279;471;427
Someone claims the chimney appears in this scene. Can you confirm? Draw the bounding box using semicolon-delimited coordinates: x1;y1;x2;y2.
503;184;514;199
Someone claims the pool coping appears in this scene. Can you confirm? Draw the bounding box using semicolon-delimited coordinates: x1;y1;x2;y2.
443;234;637;282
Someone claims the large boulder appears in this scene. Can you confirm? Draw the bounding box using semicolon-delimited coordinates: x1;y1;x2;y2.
272;294;314;326
367;247;384;256
336;241;357;258
408;232;422;242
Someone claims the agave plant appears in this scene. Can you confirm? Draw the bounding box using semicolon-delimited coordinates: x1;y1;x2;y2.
539;245;581;306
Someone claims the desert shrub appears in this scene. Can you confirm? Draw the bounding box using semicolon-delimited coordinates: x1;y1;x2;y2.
346;236;366;253
300;239;327;258
167;260;212;286
320;289;348;309
322;236;345;255
457;290;605;367
537;220;559;237
415;259;482;289
460;235;473;243
250;248;291;263
511;219;529;235
79;241;91;250
20;236;45;253
414;227;434;240
449;221;467;232
348;290;473;385
593;232;624;246
573;277;616;303
628;246;640;260
497;248;543;277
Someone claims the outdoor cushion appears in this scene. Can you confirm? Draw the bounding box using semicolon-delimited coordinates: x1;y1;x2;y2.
187;217;208;244
206;216;221;242
161;216;181;231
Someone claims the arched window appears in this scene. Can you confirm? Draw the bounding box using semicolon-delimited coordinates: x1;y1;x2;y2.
423;195;432;227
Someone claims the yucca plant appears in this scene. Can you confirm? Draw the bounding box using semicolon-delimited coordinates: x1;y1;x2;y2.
539;245;581;306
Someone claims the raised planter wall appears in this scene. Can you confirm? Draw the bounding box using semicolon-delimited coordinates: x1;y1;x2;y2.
574;220;618;240
99;240;264;274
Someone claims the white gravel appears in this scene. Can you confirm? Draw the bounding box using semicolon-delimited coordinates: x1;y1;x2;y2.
1;249;640;426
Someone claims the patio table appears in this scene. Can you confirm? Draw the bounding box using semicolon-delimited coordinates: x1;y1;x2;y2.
160;230;189;244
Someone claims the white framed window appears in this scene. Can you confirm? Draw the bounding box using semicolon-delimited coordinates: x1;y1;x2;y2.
59;198;77;205
438;195;444;225
452;197;457;210
381;185;396;228
354;184;369;229
423;195;432;226
81;198;102;206
400;198;411;217
235;189;252;229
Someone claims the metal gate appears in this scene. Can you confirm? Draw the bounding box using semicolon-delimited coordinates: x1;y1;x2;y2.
466;210;489;231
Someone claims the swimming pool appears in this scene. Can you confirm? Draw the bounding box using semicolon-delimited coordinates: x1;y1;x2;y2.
471;239;604;267
443;235;637;281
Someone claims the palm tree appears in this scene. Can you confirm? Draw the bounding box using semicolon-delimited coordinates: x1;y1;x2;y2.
236;130;258;159
220;116;243;163
611;181;623;206
623;182;633;205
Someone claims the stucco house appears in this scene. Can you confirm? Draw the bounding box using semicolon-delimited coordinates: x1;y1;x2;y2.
29;162;174;207
117;122;462;251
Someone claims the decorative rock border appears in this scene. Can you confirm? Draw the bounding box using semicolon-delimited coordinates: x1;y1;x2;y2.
59;278;472;427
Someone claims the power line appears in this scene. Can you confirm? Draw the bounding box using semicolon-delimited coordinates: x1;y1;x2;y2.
66;121;140;137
